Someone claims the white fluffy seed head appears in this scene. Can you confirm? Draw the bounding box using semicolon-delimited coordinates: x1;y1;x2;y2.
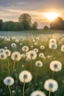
50;61;62;72
26;50;37;60
44;79;58;92
11;51;21;61
30;90;46;96
3;76;14;86
35;60;43;67
19;70;32;83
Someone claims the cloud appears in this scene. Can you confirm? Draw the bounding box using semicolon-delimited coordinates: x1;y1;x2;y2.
0;7;47;21
0;0;64;28
0;0;64;11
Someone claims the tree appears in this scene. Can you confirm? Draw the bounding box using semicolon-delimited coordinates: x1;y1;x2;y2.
2;21;24;31
19;13;32;30
43;25;49;30
32;22;38;30
0;19;3;31
50;17;64;30
14;22;24;31
2;21;15;31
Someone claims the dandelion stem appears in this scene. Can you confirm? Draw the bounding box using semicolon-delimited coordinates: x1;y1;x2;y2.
52;71;55;78
36;67;38;82
7;58;10;75
1;60;4;79
25;52;26;58
16;74;18;91
49;91;51;96
8;86;12;96
31;58;33;73
13;61;16;71
23;82;25;96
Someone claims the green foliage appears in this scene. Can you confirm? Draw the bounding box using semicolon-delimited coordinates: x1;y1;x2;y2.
19;13;31;24
19;13;32;30
32;22;38;30
2;21;24;31
2;21;15;31
0;19;3;31
0;13;38;31
0;35;64;96
44;26;49;30
14;22;24;31
50;17;64;30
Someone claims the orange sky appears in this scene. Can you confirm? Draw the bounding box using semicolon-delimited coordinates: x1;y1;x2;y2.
0;0;64;28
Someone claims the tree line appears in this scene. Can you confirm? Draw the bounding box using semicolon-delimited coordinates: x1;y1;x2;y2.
44;17;64;30
0;13;64;31
0;13;38;31
50;17;64;30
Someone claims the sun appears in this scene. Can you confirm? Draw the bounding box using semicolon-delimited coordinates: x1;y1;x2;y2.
46;12;60;21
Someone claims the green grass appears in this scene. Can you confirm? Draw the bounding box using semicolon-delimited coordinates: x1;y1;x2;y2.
23;29;64;34
0;34;64;96
0;29;64;37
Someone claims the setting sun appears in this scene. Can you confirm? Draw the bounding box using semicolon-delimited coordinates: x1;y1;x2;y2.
46;12;60;21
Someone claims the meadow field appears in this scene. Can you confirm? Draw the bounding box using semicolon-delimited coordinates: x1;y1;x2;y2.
0;30;64;96
0;29;64;37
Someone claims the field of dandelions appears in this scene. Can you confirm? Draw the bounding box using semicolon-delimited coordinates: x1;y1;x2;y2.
0;34;64;96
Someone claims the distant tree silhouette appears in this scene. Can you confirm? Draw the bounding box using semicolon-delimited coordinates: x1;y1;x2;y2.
14;22;24;31
19;13;32;30
44;25;49;30
32;22;38;30
2;21;24;31
50;17;64;30
0;19;3;31
0;13;41;31
2;21;15;31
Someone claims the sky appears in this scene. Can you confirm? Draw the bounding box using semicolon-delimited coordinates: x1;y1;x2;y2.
0;0;64;28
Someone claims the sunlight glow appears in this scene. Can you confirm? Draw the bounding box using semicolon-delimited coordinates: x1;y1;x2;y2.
45;12;60;21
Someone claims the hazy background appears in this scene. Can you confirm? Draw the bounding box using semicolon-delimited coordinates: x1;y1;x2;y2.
0;0;64;28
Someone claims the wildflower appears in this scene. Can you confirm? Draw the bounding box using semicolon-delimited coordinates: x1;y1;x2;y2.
15;39;19;43
19;43;23;46
5;37;10;41
39;53;46;59
0;49;5;53
47;55;51;59
61;45;64;52
12;37;16;40
40;45;45;50
3;76;14;96
19;70;32;83
36;37;39;40
31;45;33;48
22;46;29;52
35;60;43;67
5;49;11;57
49;38;57;44
34;42;38;46
26;50;37;60
30;90;46;96
12;90;16;94
44;79;58;92
3;76;14;86
33;48;39;53
11;43;17;48
0;53;7;60
50;61;62;72
4;46;8;50
59;38;64;44
11;51;21;61
49;43;57;49
20;54;25;58
33;39;36;42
